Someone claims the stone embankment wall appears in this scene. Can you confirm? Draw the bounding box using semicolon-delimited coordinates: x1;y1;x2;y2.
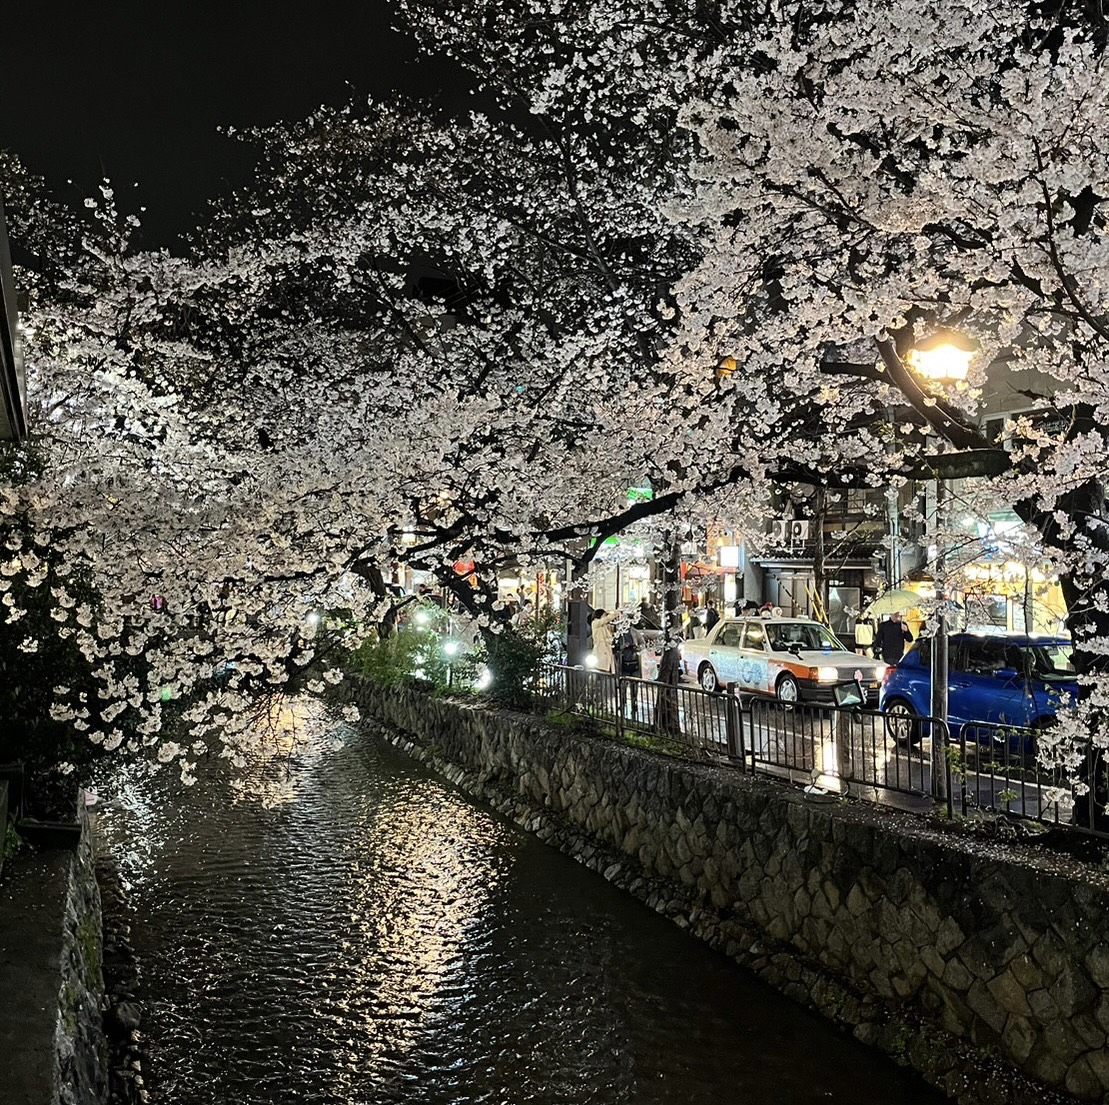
56;804;109;1105
349;681;1109;1105
0;800;108;1105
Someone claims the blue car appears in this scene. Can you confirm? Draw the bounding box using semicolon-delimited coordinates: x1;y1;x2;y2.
880;632;1077;753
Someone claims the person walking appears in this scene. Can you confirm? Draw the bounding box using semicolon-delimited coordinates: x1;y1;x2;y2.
685;606;705;639
614;623;644;717
703;601;720;633
874;612;913;665
854;618;875;657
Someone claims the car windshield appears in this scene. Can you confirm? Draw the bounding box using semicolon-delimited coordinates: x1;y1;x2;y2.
1023;643;1075;681
766;623;842;652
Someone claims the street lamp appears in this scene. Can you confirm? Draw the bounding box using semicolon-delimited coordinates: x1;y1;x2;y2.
905;330;976;383
907;329;977;804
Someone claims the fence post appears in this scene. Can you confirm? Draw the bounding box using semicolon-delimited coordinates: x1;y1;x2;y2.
944;721;954;819
615;675;625;743
724;684;745;767
834;707;852;793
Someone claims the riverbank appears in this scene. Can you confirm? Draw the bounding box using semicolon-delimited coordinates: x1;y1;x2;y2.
348;680;1107;1105
0;801;106;1105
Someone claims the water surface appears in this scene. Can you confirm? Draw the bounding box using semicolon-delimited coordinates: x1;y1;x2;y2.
96;707;944;1105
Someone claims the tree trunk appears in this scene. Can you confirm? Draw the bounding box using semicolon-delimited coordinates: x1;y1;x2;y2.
811;487;827;622
655;532;683;737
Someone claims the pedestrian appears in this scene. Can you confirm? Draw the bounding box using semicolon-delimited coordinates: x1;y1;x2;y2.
704;601;720;632
637;600;660;630
874;612;913;665
685;606;705;640
614;622;644;717
588;608;616;673
854;618;875;657
513;597;533;628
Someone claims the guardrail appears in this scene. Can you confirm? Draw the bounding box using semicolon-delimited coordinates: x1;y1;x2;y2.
535;664;1106;839
535;663;740;757
953;720;1108;835
746;697;939;803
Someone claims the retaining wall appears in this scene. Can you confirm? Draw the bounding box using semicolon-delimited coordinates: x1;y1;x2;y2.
349;680;1109;1105
0;800;107;1105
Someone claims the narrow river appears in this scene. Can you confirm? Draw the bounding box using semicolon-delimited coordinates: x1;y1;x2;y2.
96;706;943;1105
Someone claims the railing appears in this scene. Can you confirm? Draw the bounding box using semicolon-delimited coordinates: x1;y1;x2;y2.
952;720;1109;835
535;664;1108;839
746;698;937;802
535;663;740;758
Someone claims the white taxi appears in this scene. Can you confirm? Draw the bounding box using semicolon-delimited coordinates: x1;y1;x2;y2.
682;615;886;704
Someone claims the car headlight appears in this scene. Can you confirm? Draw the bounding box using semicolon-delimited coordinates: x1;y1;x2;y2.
816;666;839;683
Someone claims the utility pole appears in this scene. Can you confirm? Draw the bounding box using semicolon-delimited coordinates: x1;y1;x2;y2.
930;476;950;803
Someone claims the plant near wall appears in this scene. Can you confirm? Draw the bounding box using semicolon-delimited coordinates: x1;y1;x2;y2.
478;608;562;710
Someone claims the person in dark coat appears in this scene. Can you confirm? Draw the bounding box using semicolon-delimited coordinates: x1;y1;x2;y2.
874;612;913;664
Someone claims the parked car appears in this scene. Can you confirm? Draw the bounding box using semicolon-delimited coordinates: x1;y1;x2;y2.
681;615;888;703
879;632;1077;751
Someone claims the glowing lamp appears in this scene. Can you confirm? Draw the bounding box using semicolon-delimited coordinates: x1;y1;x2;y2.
906;330;977;383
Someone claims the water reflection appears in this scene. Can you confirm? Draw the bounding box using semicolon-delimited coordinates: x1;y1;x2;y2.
96;706;944;1105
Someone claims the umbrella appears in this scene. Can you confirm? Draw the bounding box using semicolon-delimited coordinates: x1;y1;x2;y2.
863;588;926;617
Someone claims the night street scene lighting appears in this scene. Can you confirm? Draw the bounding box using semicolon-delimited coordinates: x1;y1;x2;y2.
1;4;1108;1105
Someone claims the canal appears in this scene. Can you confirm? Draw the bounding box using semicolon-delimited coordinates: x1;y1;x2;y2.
96;705;945;1105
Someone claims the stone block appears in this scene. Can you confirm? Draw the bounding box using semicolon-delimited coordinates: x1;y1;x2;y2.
845;884;868;917
987;969;1031;1017
1054;961;1097;1018
1095;995;1109;1035
1001;1014;1037;1064
966;979;1007;1035
1008;952;1044;993
1086;944;1109;991
920;945;945;979
1064;1055;1102;1101
935;916;964;957
1085;1046;1109;1092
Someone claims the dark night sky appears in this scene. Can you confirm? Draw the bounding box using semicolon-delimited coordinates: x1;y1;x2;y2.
0;1;468;248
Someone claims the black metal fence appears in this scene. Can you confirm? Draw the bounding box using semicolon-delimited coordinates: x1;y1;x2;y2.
534;664;1107;839
952;720;1109;834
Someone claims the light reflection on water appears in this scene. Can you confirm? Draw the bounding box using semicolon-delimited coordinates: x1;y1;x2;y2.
95;704;944;1105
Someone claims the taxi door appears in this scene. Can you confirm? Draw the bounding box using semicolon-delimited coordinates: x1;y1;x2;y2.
737;620;772;694
709;621;743;685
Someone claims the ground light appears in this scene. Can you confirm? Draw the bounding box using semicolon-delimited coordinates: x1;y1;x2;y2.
443;640;460;689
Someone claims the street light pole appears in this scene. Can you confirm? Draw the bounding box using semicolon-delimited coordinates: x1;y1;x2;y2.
930;475;950;804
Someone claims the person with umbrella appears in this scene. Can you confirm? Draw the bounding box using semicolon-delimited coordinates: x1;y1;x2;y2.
874;611;914;665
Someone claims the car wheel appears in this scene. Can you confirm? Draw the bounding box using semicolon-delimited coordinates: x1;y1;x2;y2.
776;674;800;705
884;698;921;746
698;663;719;693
